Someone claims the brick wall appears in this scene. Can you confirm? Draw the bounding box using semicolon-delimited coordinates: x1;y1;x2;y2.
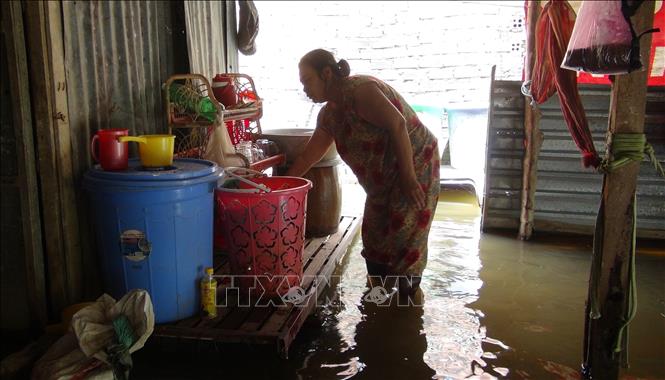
239;1;525;130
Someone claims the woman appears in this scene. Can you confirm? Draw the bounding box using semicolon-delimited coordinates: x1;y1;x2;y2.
286;49;440;296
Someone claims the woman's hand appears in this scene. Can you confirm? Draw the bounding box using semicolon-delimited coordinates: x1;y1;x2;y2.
399;175;427;209
286;114;335;177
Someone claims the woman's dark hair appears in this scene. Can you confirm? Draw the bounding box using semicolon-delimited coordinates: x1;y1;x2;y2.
299;49;351;78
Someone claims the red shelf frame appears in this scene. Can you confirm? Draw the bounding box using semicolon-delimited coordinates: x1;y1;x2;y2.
249;154;286;172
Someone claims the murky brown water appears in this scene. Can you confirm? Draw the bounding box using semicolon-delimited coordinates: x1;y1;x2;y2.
134;188;664;379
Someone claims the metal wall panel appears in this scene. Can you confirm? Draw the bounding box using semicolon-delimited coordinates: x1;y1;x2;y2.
61;1;181;299
185;1;225;80
62;1;176;179
484;80;665;238
225;0;239;73
184;1;238;80
483;81;525;231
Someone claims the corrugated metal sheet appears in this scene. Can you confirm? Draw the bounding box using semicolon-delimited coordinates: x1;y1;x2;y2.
484;80;665;238
63;0;176;178
62;0;239;178
61;1;181;298
225;1;239;72
184;1;238;80
59;1;239;298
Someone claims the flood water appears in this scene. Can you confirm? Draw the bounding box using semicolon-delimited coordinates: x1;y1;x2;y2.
134;187;665;379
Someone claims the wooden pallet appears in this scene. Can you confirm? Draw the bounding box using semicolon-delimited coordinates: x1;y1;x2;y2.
152;215;361;358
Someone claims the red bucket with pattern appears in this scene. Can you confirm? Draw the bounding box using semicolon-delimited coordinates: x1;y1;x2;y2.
215;176;312;297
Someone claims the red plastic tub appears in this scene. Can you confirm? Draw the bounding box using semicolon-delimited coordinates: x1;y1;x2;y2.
215;176;312;297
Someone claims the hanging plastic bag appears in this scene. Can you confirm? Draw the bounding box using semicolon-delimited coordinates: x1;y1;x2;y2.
562;0;659;75
203;114;247;168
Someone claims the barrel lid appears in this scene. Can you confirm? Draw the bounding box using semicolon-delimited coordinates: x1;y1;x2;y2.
87;158;219;182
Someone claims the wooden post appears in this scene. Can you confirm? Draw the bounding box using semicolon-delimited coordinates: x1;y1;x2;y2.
518;0;543;240
25;0;82;315
2;0;48;326
583;2;655;379
46;0;82;305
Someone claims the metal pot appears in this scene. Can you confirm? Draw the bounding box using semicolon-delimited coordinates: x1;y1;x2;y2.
259;128;339;165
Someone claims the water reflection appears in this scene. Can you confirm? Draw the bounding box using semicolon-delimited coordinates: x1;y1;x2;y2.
296;242;437;379
353;297;434;379
469;232;665;380
307;194;664;379
420;200;489;379
133;192;664;380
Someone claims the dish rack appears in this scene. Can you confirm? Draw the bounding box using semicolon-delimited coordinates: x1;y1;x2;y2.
163;73;267;166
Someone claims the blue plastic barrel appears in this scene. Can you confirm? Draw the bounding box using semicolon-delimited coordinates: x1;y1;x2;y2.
83;158;222;323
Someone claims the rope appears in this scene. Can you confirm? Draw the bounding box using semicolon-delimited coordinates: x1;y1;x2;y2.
588;132;663;368
614;193;638;367
598;133;665;177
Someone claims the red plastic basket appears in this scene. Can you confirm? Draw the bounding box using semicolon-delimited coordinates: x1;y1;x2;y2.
215;175;312;298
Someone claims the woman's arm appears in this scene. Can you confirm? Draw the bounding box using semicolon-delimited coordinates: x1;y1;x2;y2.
285;126;334;177
353;83;426;209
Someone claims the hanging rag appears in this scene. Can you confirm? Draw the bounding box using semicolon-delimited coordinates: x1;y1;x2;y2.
238;0;259;55
529;0;601;168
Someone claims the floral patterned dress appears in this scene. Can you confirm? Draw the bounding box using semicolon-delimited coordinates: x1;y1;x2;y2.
318;75;440;276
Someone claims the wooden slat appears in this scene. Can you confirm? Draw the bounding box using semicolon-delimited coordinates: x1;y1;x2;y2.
215;286;240;321
315;220;359;296
25;0;69;316
1;0;48;326
22;0;84;314
277;217;360;357
238;306;275;332
302;217;353;277
195;312;227;330
175;316;200;328
208;227;338;334
152;215;362;358
155;325;276;343
216;304;253;331
45;0;82;303
302;235;329;264
260;217;354;335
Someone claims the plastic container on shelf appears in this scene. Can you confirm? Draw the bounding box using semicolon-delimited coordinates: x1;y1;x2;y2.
235;141;254;163
83;158;222;323
212;74;238;107
168;83;217;122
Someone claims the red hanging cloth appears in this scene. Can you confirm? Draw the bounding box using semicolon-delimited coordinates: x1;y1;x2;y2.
529;0;601;168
